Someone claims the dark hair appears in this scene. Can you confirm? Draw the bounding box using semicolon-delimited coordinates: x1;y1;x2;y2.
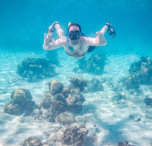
68;23;81;33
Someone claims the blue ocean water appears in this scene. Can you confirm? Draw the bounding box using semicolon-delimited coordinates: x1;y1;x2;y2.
0;0;152;145
0;0;152;54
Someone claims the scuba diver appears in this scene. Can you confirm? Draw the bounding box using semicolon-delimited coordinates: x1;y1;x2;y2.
43;21;115;58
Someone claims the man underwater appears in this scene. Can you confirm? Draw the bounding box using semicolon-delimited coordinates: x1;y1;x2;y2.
43;22;115;58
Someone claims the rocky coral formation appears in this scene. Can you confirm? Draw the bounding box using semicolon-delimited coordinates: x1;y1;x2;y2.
112;92;126;101
111;92;128;108
66;88;85;113
17;57;55;82
23;136;42;146
122;56;152;90
143;106;152;119
33;79;85;122
4;88;37;116
122;75;140;90
129;113;142;122
118;141;134;146
68;77;104;93
74;52;106;74
129;56;152;84
49;123;88;146
69;77;87;92
10;88;32;105
49;80;64;95
85;78;104;92
55;112;75;125
144;96;152;106
75;115;104;146
4;102;22;115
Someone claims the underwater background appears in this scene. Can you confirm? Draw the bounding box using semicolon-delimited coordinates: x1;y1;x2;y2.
0;0;152;145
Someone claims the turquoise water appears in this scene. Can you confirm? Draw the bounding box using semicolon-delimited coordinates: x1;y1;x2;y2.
0;0;152;54
0;0;152;145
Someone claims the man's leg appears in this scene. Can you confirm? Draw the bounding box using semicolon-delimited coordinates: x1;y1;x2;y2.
48;22;66;39
100;25;108;36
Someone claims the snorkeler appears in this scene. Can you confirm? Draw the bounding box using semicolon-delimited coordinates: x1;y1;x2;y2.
43;21;115;58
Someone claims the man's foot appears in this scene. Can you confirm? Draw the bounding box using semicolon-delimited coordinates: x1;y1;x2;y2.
106;22;116;37
48;21;59;33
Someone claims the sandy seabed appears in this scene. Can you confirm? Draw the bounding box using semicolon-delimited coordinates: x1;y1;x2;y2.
0;50;152;146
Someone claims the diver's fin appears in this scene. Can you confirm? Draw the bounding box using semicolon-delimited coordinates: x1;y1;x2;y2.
106;22;116;37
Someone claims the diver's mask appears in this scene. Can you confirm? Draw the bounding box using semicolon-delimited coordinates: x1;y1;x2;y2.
68;30;81;40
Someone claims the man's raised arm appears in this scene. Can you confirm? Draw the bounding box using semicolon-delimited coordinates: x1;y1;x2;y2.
84;24;108;47
43;33;66;50
43;22;67;50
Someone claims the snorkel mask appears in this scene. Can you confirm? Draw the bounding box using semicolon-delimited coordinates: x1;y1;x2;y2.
68;30;81;40
68;22;82;40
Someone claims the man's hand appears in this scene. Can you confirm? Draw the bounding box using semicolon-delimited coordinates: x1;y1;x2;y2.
44;32;54;46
